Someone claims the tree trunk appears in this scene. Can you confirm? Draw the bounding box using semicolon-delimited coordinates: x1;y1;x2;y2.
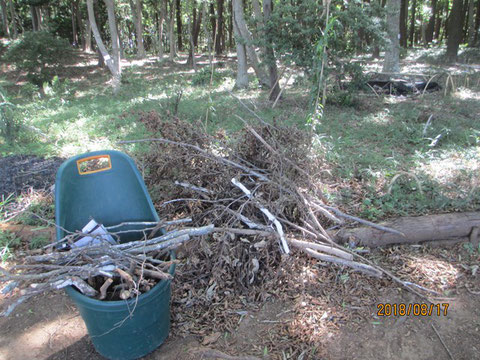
467;0;475;45
383;0;401;73
434;0;442;40
399;0;408;47
215;0;225;54
475;0;480;45
7;0;16;38
263;0;280;101
176;0;182;51
228;0;233;49
30;6;38;31
233;16;248;89
202;2;213;66
169;0;176;60
0;0;9;38
252;0;262;33
409;0;416;46
158;0;166;59
187;7;197;71
85;16;92;52
71;1;78;46
129;0;146;58
446;0;465;62
192;0;202;48
232;0;270;87
87;0;122;93
335;212;480;248
425;0;437;43
36;6;43;30
210;2;216;48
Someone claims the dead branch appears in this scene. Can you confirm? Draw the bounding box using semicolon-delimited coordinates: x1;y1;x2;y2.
303;248;382;277
288;238;353;260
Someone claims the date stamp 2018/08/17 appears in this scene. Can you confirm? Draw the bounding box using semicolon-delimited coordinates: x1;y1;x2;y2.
377;303;449;317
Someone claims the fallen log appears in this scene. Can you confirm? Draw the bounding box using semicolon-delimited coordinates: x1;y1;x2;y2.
335;212;480;247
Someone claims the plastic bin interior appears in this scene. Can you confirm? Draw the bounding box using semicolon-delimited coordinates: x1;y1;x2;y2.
55;150;159;243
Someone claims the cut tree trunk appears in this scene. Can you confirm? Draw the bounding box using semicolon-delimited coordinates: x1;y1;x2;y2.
335;212;480;248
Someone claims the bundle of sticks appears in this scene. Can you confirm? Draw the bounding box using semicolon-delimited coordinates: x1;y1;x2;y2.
120;113;432;301
0;220;214;316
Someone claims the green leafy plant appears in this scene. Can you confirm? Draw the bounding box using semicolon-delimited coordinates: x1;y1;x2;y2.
0;86;18;144
0;230;21;263
3;31;72;87
191;67;224;86
29;234;50;250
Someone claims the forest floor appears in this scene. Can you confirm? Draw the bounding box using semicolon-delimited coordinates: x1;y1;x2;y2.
0;48;480;359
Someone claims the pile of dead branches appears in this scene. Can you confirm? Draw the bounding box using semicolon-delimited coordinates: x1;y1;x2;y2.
0;219;214;316
126;112;422;303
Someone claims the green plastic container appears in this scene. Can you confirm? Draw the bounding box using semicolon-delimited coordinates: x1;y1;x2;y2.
55;150;174;360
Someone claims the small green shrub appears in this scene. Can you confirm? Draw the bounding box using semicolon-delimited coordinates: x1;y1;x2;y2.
3;31;72;86
0;230;21;263
0;86;19;144
29;234;50;250
191;67;224;86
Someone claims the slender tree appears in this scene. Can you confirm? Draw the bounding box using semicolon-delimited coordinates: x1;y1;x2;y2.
169;0;176;60
409;0;416;45
215;0;225;54
1;0;10;38
399;0;408;47
466;0;476;45
425;0;437;43
7;0;16;38
233;7;248;88
129;0;146;58
87;0;122;93
157;0;166;59
383;0;401;72
263;0;280;101
475;0;480;44
176;0;182;51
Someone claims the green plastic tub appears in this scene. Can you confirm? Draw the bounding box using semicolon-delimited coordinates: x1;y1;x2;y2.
55;150;174;360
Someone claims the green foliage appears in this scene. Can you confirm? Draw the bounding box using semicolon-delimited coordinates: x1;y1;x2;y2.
267;0;385;70
3;31;72;86
0;87;19;145
29;234;50;250
0;230;21;263
0;194;15;221
191;67;224;86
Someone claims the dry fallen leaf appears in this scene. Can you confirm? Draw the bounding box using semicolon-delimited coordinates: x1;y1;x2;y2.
202;332;222;346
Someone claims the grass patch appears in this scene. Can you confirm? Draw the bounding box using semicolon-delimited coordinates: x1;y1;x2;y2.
0;230;21;262
1;51;479;222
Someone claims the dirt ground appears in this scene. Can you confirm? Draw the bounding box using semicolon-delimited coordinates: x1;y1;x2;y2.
0;155;64;198
0;279;479;360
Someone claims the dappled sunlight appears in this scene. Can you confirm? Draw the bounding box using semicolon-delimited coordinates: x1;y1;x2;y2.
452;87;480;101
403;255;460;291
416;148;479;195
